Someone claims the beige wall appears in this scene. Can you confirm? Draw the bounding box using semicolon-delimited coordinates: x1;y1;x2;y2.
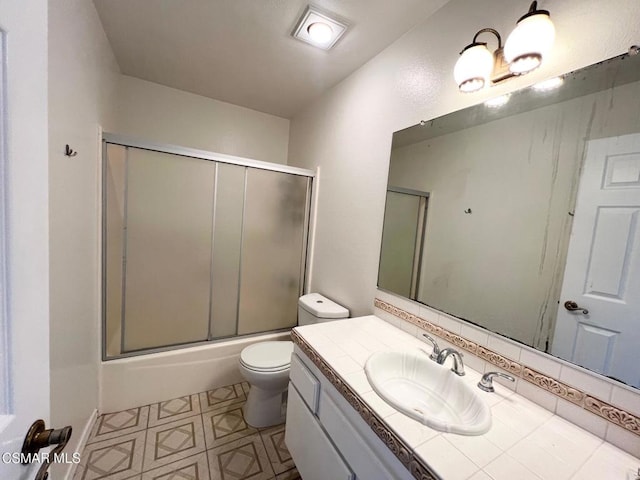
114;75;290;164
389;79;640;348
48;0;120;474
48;1;292;473
287;0;640;317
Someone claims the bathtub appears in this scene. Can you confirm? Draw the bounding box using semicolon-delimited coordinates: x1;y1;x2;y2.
99;331;290;413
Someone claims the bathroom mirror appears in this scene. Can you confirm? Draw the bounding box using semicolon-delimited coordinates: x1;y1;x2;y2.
381;52;640;388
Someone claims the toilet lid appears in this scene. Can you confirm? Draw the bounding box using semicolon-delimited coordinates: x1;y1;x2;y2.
240;341;294;371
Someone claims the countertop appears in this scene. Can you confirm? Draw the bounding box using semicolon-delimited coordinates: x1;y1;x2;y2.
293;315;640;480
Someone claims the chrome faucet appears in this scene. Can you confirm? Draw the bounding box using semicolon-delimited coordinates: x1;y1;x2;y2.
436;348;465;376
477;371;515;392
421;334;441;361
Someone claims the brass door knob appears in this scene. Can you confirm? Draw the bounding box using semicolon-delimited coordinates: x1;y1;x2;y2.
21;419;72;480
564;300;589;315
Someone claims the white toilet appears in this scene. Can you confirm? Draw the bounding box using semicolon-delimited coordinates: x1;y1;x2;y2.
239;293;349;428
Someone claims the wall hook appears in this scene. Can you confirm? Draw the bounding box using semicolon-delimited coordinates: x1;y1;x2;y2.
464;208;472;214
64;144;77;157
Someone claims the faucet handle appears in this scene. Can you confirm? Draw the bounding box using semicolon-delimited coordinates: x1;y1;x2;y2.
478;371;515;392
421;334;440;361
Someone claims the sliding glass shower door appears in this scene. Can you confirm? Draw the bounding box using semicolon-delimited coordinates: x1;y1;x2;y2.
103;140;312;359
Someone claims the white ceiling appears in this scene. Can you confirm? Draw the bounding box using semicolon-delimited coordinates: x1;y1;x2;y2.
94;0;448;118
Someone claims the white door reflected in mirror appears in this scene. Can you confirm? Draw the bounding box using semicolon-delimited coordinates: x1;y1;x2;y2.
552;133;640;388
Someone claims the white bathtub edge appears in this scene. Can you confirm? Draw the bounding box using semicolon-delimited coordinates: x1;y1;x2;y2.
100;332;290;413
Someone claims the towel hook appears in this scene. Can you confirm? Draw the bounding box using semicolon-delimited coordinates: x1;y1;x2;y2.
64;144;77;157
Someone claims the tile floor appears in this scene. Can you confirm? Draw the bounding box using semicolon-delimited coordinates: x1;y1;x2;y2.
74;382;301;480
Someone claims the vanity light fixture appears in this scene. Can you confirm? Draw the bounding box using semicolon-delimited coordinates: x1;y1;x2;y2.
292;5;348;50
454;1;555;93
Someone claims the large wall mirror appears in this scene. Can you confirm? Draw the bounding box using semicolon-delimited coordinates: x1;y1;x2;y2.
380;51;640;389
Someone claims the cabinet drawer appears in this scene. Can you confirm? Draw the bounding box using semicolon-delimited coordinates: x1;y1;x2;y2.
285;384;354;480
290;353;320;413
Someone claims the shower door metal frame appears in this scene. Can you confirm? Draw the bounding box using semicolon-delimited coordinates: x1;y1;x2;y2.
100;133;315;360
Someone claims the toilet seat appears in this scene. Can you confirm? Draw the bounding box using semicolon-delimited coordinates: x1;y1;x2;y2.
240;341;294;372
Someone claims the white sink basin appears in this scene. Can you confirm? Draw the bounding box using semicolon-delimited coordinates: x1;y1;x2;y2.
364;350;491;435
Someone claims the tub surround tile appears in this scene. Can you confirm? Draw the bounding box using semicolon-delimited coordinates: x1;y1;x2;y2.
374;297;640;448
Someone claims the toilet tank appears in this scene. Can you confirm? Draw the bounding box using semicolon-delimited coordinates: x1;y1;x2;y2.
298;293;349;326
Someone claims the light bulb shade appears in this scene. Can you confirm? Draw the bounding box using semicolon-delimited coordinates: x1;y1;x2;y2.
504;11;555;75
307;22;333;44
454;43;494;92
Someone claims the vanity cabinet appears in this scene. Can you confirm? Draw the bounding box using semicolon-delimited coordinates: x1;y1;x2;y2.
285;348;414;480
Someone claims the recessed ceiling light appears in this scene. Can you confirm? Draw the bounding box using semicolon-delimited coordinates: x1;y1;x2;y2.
307;22;333;45
532;76;564;91
292;6;348;50
485;94;510;108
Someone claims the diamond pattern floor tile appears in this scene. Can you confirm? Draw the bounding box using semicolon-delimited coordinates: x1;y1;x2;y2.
149;394;202;427
143;416;206;471
207;433;275;480
202;404;258;450
259;425;294;475
199;384;247;413
88;406;150;444
76;430;146;480
76;382;300;480
141;452;211;480
275;467;302;480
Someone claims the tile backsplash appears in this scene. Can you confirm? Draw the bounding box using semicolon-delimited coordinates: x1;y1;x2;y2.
373;290;640;458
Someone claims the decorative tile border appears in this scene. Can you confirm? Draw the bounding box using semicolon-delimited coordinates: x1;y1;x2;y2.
374;298;640;438
290;329;440;480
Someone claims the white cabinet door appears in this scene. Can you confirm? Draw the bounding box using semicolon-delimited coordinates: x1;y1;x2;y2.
552;133;640;387
285;385;354;480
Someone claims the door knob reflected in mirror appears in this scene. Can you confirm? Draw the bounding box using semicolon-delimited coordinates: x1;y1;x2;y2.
564;300;589;315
